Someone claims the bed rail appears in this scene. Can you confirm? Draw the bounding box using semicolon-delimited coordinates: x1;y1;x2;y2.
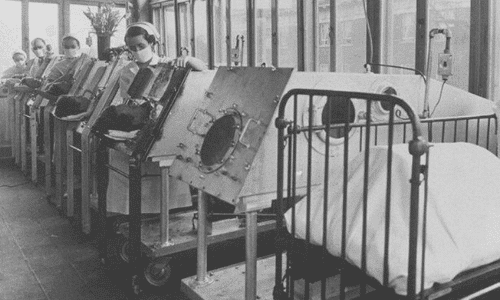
274;89;498;300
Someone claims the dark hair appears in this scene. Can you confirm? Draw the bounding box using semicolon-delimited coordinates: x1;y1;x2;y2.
93;102;152;133
125;26;156;45
54;95;90;118
62;36;80;47
31;38;46;47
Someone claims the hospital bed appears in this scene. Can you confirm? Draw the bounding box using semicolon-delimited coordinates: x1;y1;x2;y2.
273;88;500;300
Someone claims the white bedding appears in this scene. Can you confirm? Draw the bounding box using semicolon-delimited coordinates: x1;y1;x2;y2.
285;142;500;295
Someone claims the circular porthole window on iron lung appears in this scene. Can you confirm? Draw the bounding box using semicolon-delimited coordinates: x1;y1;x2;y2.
200;113;241;171
321;95;356;139
380;86;397;112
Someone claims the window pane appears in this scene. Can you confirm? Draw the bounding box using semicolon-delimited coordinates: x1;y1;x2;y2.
255;0;272;66
278;0;297;67
429;0;470;90
194;0;208;63
0;0;22;74
70;4;127;59
384;0;416;74
179;3;191;51
316;0;330;72
29;2;59;56
152;7;162;54
214;0;227;66
231;0;247;66
337;0;366;73
164;5;177;58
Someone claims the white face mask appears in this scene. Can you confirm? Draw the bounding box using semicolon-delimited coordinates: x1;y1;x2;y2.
64;48;80;58
132;46;153;63
15;60;25;68
34;49;45;58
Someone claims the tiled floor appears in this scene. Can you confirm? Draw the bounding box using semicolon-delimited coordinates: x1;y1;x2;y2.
0;162;190;300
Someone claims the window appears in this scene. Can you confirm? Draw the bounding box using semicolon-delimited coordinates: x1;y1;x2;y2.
231;0;247;66
29;2;59;56
315;1;330;72
164;5;177;58
429;0;470;90
0;0;22;73
179;2;191;52
336;0;366;73
278;0;297;68
383;0;416;74
213;0;227;66
255;0;272;66
70;4;127;58
193;0;208;63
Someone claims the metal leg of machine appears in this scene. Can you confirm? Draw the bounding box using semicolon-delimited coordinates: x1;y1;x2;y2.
129;156;143;295
192;190;214;287
245;211;258;300
80;128;92;234
29;106;37;183
160;166;173;247
96;140;108;264
66;126;75;218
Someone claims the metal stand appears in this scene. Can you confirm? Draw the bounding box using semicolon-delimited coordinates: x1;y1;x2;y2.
245;211;258;300
29;105;38;183
159;159;175;247
191;191;214;287
128;155;143;294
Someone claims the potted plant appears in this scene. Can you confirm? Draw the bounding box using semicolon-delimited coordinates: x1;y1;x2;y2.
83;3;126;60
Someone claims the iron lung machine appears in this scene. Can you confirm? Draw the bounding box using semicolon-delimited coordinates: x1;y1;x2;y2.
168;70;496;213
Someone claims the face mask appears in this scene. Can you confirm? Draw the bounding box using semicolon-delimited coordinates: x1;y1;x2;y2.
64;48;80;58
132;46;153;63
15;60;25;68
34;49;45;58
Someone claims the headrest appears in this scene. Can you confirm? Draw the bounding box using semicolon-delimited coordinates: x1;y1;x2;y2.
126;22;160;42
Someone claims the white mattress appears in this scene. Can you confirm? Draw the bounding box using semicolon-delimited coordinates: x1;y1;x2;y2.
285;142;500;295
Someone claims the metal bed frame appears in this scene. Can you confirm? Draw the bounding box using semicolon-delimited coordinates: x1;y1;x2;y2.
274;88;499;300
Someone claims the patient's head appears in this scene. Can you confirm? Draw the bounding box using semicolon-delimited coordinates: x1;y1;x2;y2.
54;95;91;118
93;102;152;133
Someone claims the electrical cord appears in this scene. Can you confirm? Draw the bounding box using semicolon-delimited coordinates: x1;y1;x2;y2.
362;0;374;65
364;63;427;84
430;79;447;117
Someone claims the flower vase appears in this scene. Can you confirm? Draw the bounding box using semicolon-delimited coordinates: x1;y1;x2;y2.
97;34;111;60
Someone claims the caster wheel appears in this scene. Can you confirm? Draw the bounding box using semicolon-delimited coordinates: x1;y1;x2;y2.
143;256;176;288
118;239;131;264
106;235;130;269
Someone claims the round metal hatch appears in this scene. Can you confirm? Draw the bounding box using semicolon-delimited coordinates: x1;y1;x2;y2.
199;112;242;173
321;95;356;139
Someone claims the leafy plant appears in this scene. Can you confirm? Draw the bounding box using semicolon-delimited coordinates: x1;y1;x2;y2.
83;3;126;36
